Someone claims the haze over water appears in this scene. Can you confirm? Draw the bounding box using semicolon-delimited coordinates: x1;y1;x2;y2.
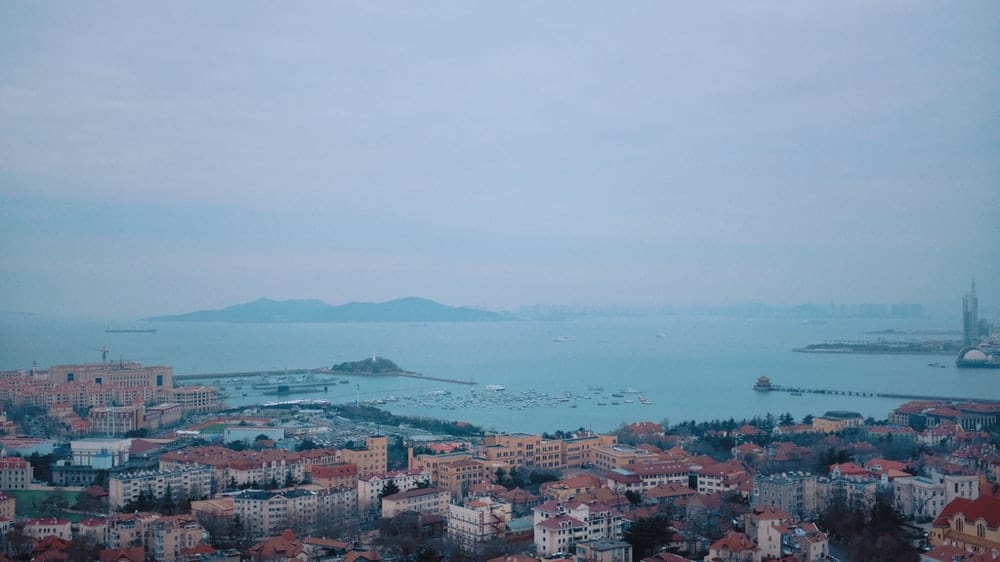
2;312;993;434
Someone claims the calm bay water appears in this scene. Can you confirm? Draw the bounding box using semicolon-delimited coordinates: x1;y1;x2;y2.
1;313;993;434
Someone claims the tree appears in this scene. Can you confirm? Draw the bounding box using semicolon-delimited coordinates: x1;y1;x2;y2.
380;480;401;499
297;438;319;451
623;515;677;560
625;490;642;506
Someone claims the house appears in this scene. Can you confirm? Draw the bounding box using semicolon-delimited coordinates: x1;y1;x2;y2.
248;529;307;562
705;531;758;562
929;495;1000;553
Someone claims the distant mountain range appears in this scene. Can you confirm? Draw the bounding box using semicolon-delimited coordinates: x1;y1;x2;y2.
147;297;506;323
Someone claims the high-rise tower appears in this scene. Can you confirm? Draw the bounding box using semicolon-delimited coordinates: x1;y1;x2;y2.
963;279;978;346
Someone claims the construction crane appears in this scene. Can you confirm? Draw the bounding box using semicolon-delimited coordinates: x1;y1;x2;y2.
92;346;110;363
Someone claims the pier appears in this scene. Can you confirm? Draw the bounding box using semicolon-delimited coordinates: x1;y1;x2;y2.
752;376;1000;403
175;367;475;385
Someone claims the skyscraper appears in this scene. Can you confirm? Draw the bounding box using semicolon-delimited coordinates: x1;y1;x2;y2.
963;279;978;346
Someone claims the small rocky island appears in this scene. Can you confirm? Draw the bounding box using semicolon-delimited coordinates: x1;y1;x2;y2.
331;356;414;375
330;356;475;385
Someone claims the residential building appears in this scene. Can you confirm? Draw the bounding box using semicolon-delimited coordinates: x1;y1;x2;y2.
337;436;388;477
0;492;14;520
930;495;1000;554
752;472;819;520
816;475;878;514
248;529;307;562
894;468;979;520
234;485;357;537
535;514;586;556
705;531;758;562
381;487;450;518
23;518;72;540
447;497;512;555
573;539;632;562
109;465;214;509
309;463;357;489
358;468;431;511
0;456;33;489
105;512;210;562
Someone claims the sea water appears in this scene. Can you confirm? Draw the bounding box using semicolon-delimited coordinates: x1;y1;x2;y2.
1;313;994;434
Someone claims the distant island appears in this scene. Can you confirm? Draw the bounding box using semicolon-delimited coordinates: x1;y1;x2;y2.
147;297;506;323
793;339;962;355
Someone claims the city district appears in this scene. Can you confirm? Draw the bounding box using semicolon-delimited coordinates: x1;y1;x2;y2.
0;360;998;562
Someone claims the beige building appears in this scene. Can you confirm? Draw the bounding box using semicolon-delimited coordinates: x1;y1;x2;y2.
171;386;221;414
447;497;512;555
24;518;72;540
811;411;864;433
90;405;145;436
0;457;33;489
560;434;618;468
0;492;14;521
337;436;388;477
591;444;658;471
381;487;450;518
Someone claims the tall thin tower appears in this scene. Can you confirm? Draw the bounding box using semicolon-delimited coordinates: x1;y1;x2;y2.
963;279;978;346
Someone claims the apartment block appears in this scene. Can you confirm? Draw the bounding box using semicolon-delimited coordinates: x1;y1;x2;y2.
752;472;820;520
234;485;358;537
109;465;214;509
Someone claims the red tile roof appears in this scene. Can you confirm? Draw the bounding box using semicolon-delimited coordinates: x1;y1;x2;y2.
933;495;1000;528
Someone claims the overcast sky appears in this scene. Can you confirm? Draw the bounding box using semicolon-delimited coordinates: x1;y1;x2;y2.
1;2;998;319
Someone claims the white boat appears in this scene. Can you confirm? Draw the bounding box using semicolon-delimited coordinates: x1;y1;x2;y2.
552;336;575;343
484;384;506;391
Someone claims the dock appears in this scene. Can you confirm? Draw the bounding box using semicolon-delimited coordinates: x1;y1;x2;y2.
753;377;1000;403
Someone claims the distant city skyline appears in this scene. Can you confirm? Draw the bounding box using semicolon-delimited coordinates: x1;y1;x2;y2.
1;3;997;319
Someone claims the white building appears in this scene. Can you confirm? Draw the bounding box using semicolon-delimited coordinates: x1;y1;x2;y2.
71;438;132;469
109;465;214;509
358;468;431;511
893;468;978;520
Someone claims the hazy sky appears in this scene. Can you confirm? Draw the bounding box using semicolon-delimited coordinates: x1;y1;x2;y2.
1;2;998;319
